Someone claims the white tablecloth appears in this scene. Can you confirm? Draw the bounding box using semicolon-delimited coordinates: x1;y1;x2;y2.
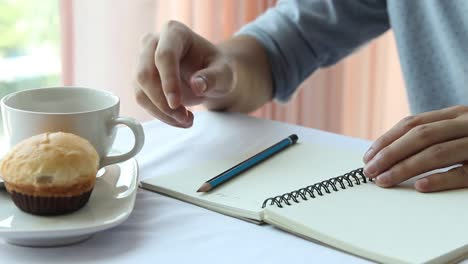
0;112;414;264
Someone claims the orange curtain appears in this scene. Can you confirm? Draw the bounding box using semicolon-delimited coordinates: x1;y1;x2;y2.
268;31;409;140
60;0;409;140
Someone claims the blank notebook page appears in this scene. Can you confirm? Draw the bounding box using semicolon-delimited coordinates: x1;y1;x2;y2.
142;142;364;221
263;178;468;263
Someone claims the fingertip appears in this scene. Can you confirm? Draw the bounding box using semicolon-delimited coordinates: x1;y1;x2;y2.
177;110;194;129
191;76;208;96
191;62;233;98
375;172;393;188
415;178;430;192
166;92;181;109
172;107;187;122
363;148;375;163
363;161;378;178
184;110;195;127
375;179;391;188
187;110;194;123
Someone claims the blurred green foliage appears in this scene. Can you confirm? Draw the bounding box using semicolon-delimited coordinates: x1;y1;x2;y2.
0;75;60;99
0;0;59;57
0;0;60;136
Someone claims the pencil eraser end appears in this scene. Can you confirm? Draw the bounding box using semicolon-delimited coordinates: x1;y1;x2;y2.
289;134;298;143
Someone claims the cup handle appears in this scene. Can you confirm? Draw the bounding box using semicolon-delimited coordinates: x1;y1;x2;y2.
100;117;145;168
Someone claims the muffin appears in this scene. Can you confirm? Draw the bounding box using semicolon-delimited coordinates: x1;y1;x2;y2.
0;132;99;216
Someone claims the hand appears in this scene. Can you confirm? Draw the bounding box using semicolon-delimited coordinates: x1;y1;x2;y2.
134;21;235;128
363;105;468;192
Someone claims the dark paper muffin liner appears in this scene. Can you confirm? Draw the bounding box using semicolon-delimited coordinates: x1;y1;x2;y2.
9;189;93;216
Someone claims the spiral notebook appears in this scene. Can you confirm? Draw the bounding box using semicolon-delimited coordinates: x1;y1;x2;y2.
141;142;468;264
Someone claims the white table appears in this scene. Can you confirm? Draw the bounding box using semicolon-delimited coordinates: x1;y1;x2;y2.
0;112;420;264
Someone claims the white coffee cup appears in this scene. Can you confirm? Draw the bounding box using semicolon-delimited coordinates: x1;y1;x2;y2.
1;87;144;168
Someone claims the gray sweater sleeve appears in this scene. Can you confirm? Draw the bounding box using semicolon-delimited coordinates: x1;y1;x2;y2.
237;0;390;102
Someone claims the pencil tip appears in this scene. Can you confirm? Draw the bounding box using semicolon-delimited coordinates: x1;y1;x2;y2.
197;183;212;193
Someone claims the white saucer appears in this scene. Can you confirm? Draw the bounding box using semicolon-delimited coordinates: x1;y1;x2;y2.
0;158;138;247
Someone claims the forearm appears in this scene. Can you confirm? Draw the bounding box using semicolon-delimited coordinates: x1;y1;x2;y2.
203;35;273;113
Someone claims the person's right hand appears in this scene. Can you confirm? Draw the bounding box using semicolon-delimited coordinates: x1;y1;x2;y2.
134;21;236;128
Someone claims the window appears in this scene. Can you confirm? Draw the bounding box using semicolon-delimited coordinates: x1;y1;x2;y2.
0;0;60;149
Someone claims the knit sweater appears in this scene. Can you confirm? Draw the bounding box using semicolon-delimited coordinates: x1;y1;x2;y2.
238;0;468;114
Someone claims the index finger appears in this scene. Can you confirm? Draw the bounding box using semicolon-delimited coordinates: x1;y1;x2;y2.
136;33;191;125
155;21;192;109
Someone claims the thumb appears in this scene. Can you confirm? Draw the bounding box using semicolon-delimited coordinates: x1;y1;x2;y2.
190;61;234;98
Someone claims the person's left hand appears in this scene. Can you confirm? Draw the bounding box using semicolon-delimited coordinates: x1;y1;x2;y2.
363;105;468;192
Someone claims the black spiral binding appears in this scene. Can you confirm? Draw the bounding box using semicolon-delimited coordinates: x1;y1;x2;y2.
261;168;372;208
